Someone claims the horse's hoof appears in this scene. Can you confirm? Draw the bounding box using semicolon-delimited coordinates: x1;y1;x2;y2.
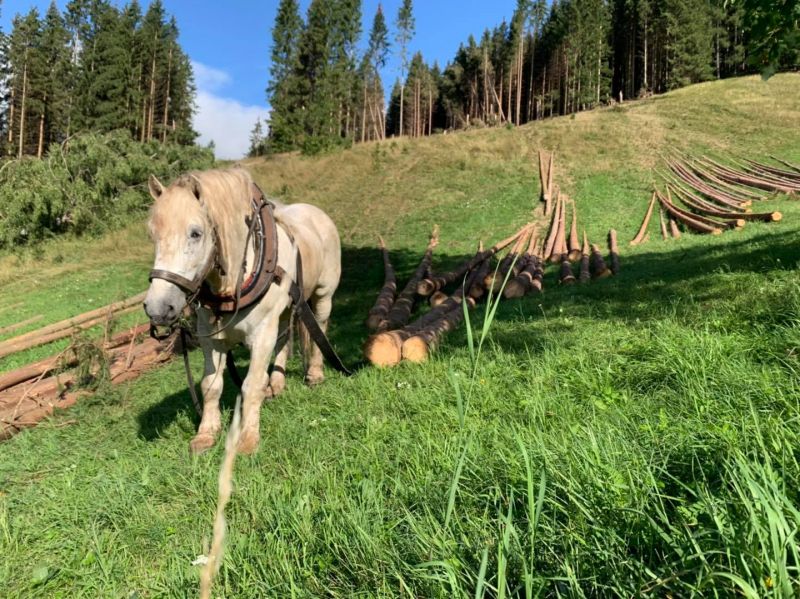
236;429;260;455
305;373;324;387
265;378;286;400
189;432;217;455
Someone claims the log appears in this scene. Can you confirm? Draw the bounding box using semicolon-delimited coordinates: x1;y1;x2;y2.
663;189;743;231
669;184;782;222
543;194;562;260
579;231;591;283
630;192;657;246
0;305;144;360
546;151;555;216
608;229;620;275
688;158;771;200
667;159;751;210
559;255;576;285
656;192;722;235
429;291;448;307
504;230;539;299
382;226;439;331
401;297;477;363
418;238;503;298
365;261;483;367
590;243;612;279
659;208;669;240
669;217;681;239
769;155;800;175
550;194;568;264
539;150;551;209
485;225;532;292
703;156;798;193
568;201;581;262
0;315;44;338
366;236;398;331
0;293;146;360
0;324;151;393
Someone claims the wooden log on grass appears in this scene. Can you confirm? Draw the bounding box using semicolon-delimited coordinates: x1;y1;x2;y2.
484;225;533;292
669;184;782;223
590;242;612;279
0;315;44;338
669;217;681;239
543;194;562;261
579;231;591;283
538;150;551;212
667;159;751;210
418;239;503;298
659;208;669;240
381;226;439;331
551;195;570;263
366;236;398;331
401;296;478;363
769;155;800;175
504;230;539;298
663;189;744;231
365;261;484;367
559;254;576;285
656;192;723;235
568;201;581;262
608;229;620;275
630;193;657;246
429;291;448;308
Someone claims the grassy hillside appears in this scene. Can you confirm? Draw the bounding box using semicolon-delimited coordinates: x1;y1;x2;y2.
1;74;800;597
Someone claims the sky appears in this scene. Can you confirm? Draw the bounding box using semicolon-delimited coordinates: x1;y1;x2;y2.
1;0;522;159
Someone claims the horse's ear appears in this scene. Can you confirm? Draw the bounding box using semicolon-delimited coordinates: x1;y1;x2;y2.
148;175;164;200
188;175;202;201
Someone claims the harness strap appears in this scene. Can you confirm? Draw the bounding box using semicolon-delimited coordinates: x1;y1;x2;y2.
288;253;352;376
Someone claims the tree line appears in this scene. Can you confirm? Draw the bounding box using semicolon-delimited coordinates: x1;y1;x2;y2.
260;0;797;155
0;0;196;160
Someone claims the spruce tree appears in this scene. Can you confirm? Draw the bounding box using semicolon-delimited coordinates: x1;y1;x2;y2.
267;0;303;152
395;0;415;137
38;1;71;155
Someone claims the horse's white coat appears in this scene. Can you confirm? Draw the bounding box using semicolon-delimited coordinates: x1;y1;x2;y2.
145;167;341;454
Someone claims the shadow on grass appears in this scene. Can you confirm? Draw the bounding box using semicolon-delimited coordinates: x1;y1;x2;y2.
137;229;800;440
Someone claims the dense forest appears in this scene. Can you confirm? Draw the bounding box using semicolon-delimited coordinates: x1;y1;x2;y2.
0;0;197;159
261;0;798;155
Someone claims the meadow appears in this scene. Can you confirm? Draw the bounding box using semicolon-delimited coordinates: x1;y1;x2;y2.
0;74;799;597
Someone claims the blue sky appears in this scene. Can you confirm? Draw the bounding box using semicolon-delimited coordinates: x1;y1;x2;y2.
2;1;521;158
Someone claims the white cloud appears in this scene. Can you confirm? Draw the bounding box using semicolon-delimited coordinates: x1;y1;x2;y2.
191;61;270;160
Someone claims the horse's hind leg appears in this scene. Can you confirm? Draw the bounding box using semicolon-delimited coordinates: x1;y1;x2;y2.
266;310;292;399
304;293;332;387
190;345;226;455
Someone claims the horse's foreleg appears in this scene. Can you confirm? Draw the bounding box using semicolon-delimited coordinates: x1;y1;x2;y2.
304;294;333;387
267;311;292;399
190;345;226;455
238;314;280;454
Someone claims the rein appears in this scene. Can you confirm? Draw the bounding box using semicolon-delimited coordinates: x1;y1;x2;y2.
149;183;352;416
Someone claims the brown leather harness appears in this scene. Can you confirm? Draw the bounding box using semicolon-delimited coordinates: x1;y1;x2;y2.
149;183;351;415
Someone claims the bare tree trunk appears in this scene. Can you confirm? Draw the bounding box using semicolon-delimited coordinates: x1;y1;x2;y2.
428;88;433;136
37;95;47;159
161;45;173;143
147;31;158;142
515;38;523;125
7;85;15;145
361;82;368;143
18;57;28;159
399;85;405;137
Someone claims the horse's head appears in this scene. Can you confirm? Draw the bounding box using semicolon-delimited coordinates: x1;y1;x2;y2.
144;174;216;326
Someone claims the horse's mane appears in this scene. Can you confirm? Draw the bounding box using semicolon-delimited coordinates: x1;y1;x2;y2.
176;167;255;295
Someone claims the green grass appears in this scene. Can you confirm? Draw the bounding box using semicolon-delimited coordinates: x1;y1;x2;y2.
1;75;800;597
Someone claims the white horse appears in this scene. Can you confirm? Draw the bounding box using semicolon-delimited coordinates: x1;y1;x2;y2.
144;167;342;454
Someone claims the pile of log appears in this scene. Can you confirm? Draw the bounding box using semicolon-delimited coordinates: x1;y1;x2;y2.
0;323;174;440
630;153;791;244
364;224;539;367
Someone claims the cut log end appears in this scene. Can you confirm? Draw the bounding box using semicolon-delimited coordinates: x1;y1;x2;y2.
417;279;435;296
365;315;387;332
363;333;403;368
430;291;448;308
503;280;526;299
401;336;430;364
771;211;783;222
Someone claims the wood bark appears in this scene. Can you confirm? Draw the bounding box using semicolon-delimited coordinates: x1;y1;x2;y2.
382;226;439;331
659;208;668;240
656;192;723;234
366;237;398;331
590;243;611;279
630;192;657;246
579;230;591;283
608;229;620;275
669;184;781;222
568;201;581;261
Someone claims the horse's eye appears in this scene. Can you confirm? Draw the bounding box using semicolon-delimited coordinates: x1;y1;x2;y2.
189;228;203;240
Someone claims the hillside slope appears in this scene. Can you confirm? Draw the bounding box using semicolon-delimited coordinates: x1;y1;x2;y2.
1;75;800;597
